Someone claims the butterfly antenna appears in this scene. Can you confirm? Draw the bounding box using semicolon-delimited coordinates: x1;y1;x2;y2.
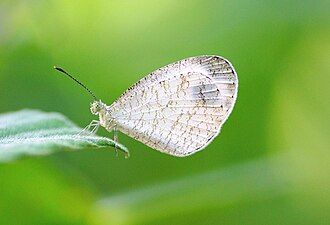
53;66;98;101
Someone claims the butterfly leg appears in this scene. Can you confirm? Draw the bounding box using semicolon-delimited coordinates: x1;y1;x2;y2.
79;120;99;135
113;126;119;157
104;125;129;158
90;122;100;134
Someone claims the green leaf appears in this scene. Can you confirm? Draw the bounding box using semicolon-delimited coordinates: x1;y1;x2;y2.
91;155;294;225
0;109;128;162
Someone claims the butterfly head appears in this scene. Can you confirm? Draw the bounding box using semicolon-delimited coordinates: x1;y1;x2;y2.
90;100;106;115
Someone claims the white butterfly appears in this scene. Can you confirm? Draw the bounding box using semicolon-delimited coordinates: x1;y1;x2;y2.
55;55;238;157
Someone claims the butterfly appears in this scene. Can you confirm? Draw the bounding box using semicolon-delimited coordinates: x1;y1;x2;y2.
54;55;238;157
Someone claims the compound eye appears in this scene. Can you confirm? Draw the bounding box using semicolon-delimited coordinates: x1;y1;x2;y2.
90;105;97;115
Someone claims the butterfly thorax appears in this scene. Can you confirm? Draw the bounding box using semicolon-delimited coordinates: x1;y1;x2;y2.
99;109;116;130
90;100;116;130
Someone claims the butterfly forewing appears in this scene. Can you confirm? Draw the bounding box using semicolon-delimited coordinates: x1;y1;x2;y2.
108;55;238;156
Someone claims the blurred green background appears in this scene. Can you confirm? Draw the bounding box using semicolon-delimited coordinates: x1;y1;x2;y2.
0;0;329;224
